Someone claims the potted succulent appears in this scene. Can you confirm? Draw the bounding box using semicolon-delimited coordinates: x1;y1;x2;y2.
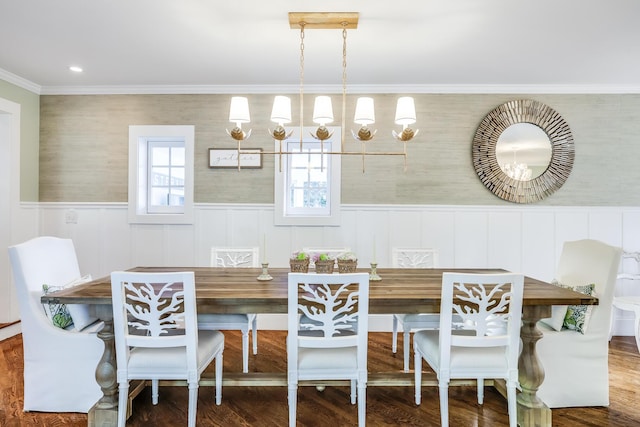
337;252;358;273
290;251;310;272
312;252;335;274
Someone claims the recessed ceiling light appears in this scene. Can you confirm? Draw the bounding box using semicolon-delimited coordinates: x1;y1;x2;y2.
69;66;83;73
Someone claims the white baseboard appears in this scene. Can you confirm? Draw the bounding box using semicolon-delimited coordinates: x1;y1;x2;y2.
0;323;21;341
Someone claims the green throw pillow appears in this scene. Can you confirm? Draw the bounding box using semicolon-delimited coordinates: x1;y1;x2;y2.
562;283;596;334
42;284;73;329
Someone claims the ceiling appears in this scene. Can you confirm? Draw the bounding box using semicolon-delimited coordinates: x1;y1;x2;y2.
1;1;640;94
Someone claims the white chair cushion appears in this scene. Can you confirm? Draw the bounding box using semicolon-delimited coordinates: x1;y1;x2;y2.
415;329;509;374
127;330;224;378
298;346;357;370
395;313;440;324
197;313;252;325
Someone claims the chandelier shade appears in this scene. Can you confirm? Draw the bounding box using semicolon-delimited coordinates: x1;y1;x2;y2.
354;97;375;125
229;96;250;125
394;97;417;126
312;96;334;126
270;95;292;125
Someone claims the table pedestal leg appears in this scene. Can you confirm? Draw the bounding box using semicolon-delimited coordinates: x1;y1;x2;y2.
88;309;119;427
517;305;552;427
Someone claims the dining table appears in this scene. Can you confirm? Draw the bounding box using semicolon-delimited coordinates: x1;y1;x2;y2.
42;266;598;427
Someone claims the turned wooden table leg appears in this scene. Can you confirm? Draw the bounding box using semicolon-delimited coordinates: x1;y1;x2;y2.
88;306;119;427
517;305;552;427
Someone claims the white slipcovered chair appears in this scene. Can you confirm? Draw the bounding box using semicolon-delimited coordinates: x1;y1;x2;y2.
287;272;369;427
391;248;441;372
8;236;104;412
111;271;224;427
536;239;622;408
197;247;259;373
414;272;524;427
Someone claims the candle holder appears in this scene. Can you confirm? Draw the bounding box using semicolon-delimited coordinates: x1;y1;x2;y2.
257;262;273;281
369;262;382;281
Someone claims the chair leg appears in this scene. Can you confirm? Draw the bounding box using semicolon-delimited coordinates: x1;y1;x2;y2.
288;383;297;427
633;308;640;353
242;328;250;373
403;328;411;372
357;382;367;426
118;382;129;427
215;351;223;405
392;315;399;353
414;347;422;405
507;379;517;427
477;378;484;404
187;380;198;427
350;379;356;404
151;379;159;405
439;381;449;427
252;316;258;355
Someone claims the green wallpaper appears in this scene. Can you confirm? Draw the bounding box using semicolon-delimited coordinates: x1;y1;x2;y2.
36;92;640;206
0;80;39;201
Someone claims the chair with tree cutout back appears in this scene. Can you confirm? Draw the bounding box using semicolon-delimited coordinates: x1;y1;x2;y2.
111;271;224;427
287;272;370;427
198;247;259;373
414;272;524;427
391;248;442;372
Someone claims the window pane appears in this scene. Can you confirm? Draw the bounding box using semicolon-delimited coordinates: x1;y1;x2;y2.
151;146;170;166
150;187;170;206
286;141;330;212
171;147;185;166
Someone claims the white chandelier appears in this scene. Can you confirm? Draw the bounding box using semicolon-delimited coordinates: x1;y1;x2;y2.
226;12;419;172
502;148;532;181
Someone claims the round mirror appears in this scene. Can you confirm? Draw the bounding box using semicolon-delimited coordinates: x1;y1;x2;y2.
472;99;574;204
495;123;552;181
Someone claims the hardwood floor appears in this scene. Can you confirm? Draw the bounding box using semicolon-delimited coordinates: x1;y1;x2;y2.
1;330;639;426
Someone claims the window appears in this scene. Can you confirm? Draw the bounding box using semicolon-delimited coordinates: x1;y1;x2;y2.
128;125;194;224
147;141;185;213
274;126;341;226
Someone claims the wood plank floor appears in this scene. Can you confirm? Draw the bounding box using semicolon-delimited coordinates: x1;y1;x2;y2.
1;330;640;426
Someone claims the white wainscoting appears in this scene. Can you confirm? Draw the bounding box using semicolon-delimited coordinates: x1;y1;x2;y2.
33;202;640;335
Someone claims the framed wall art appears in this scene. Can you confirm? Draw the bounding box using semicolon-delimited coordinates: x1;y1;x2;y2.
208;148;262;169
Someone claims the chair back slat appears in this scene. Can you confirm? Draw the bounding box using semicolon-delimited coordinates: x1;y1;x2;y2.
440;272;523;354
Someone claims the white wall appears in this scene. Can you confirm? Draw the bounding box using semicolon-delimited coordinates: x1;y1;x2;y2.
34;202;640;335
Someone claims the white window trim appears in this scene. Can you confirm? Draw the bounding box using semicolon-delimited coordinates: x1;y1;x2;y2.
128;125;194;224
274;126;341;226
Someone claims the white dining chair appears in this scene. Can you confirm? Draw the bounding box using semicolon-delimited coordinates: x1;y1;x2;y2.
111;271;224;427
611;251;640;352
536;239;622;408
391;248;442;372
8;236;104;413
414;272;524;427
287;272;369;427
198;247;259;373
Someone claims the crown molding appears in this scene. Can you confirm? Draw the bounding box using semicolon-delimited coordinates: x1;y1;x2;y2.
0;68;41;94
38;83;640;96
2;69;639;96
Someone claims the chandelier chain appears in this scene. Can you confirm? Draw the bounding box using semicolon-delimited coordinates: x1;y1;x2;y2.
299;23;306;147
341;24;348;152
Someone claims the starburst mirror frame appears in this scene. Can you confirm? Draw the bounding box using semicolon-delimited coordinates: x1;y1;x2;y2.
472;99;575;204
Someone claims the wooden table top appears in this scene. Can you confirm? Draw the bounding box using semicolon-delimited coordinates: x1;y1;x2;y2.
43;267;597;315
